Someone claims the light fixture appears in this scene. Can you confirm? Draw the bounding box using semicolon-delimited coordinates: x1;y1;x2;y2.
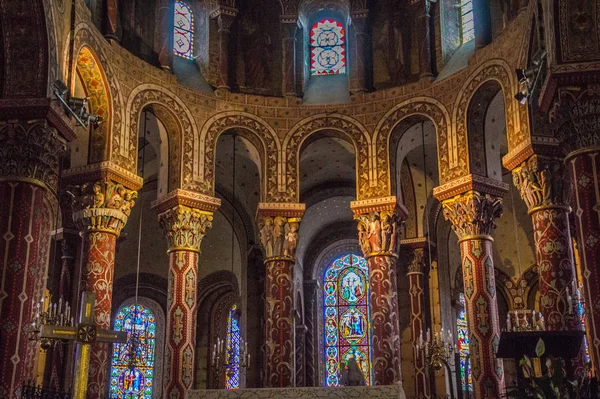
513;49;547;104
52;80;103;128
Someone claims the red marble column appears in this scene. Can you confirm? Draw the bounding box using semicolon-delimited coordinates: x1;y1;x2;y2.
155;191;219;398
352;198;405;385
215;12;237;91
513;155;581;331
0;120;66;398
281;21;297;97
568;149;600;370
65;177;140;398
158;0;174;71
257;203;304;387
407;246;430;398
440;190;505;399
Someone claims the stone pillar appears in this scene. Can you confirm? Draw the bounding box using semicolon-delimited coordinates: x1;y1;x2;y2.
213;9;237;91
512;155;581;330
551;87;600;373
439;190;505;398
295;324;307;387
473;0;492;49
158;0;174;71
351;197;405;385
154;190;220;398
303;280;319;387
64;168;142;398
281;19;297;97
418;1;433;79
104;0;121;42
406;243;431;398
0;118;67;398
257;203;305;388
350;12;368;94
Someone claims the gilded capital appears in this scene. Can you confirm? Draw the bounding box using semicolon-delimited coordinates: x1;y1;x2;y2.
257;202;305;261
407;247;427;275
442;190;503;240
68;180;138;236
0;119;67;193
512;155;569;213
157;205;213;252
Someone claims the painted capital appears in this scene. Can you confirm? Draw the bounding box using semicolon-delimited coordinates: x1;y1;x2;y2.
351;197;408;258
0;119;67;193
154;189;221;252
512;154;570;212
407;246;428;275
550;85;600;156
442;190;503;240
257;202;305;261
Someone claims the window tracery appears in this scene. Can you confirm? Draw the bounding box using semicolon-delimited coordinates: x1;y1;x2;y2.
225;304;241;390
310;19;346;75
110;304;156;399
457;293;472;393
461;0;474;43
323;254;372;386
174;1;194;59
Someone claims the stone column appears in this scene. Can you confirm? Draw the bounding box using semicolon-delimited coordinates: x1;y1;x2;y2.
418;1;433;79
295;324;307;387
551;87;600;373
303;280;319;387
473;0;492;49
65;168;142;398
350;12;368;94
104;0;121;42
351;197;405;385
0;118;67;398
257;203;305;388
512;155;581;330
281;19;297;97
406;242;431;398
154;190;220;398
212;8;237;92
158;0;174;71
438;189;506;398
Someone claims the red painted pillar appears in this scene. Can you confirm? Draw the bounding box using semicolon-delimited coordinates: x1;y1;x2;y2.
407;245;431;398
65;176;141;399
352;197;405;385
0;120;66;398
257;203;304;387
155;191;219;398
440;190;505;399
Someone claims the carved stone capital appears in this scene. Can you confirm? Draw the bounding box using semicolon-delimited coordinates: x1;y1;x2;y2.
512;155;570;212
213;10;237;32
67;180;138;236
441;191;504;240
157;205;213;253
406;247;428;275
550;85;600;157
0;119;67;193
355;209;405;258
256;203;305;261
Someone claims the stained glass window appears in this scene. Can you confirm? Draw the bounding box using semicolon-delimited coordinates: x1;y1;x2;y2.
324;254;372;386
310;19;346;76
577;289;591;364
457;293;472;393
110;304;156;399
461;0;474;43
174;1;194;59
225;304;241;390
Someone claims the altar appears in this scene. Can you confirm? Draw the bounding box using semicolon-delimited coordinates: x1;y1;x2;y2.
186;384;407;399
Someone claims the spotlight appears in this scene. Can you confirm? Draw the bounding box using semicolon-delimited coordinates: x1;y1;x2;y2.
51;80;70;98
514;90;528;105
515;68;536;85
67;97;87;110
82;113;104;127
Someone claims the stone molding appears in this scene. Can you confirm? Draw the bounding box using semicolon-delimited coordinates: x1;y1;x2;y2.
0;118;67;194
152;189;221;214
0;99;77;142
512;154;570;212
441;190;504;239
433;174;509;202
63;161;144;191
350;196;406;216
157;205;214;252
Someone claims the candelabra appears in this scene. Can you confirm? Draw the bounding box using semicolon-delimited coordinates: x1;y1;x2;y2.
416;328;455;371
505;309;545;332
26;296;75;350
211;336;251;375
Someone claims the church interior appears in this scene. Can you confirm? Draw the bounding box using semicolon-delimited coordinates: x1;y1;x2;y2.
0;0;599;398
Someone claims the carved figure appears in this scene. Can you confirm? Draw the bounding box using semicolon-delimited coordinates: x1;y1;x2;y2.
92;182;104;208
260;217;274;258
380;213;392;252
282;222;299;258
273;216;286;255
368;213;382;253
358;222;371;255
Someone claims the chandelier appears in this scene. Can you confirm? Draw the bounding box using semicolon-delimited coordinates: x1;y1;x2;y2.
416;328;455;371
212;336;251;372
27;294;74;350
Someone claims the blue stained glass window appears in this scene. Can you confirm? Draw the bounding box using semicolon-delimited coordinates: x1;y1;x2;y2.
324;254;372;386
577;290;591;364
457;293;472;393
310;19;346;75
174;1;194;59
110;304;156;399
461;0;474;43
225;304;241;390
